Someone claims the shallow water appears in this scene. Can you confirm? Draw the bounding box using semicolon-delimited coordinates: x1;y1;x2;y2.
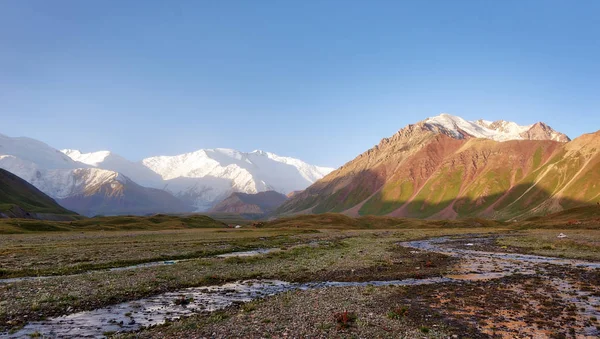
215;248;279;258
7;280;291;338
401;237;600;269
402;237;600;338
5;236;600;338
7;277;461;338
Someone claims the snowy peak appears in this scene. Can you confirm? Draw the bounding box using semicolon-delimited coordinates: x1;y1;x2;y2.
0;153;124;199
142;148;333;180
522;122;571;142
474;119;530;135
61;149;112;167
61;149;163;187
142;148;335;191
140;148;334;210
423;114;569;142
0;133;82;169
59;146;334;211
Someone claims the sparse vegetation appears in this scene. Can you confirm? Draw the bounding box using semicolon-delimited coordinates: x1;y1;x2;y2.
497;229;600;260
0;227;480;331
387;306;409;319
0;214;227;234
334;310;357;329
2;208;599;337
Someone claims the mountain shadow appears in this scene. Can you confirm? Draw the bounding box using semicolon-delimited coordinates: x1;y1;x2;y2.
277;168;600;221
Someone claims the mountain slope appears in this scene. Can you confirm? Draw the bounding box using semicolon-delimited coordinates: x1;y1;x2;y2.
210;191;288;214
278;114;594;220
56;173;194;217
0;168;78;219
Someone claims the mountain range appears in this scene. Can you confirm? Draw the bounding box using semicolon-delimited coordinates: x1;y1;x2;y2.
278;114;598;220
2;113;597;220
0;133;333;216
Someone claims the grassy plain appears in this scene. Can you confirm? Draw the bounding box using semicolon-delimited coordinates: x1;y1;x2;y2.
497;229;600;261
1;206;599;337
0;214;226;234
0;227;504;331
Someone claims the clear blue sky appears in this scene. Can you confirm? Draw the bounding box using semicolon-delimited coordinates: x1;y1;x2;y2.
1;1;599;168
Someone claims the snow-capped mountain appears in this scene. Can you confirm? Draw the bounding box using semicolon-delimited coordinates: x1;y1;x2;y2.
0;133;193;216
0;134;81;169
60;147;334;211
0;154;121;199
62;149;163;187
141;148;334;210
0;133;96;199
423;114;570;142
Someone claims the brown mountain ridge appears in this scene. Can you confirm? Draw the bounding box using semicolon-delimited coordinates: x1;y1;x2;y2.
278;116;599;220
210;191;288;215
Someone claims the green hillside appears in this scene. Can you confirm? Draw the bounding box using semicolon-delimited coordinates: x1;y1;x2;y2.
0;168;78;219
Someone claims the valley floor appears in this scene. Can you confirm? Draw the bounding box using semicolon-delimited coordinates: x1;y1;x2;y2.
0;226;599;338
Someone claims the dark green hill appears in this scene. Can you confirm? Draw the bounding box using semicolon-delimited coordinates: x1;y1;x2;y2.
0;168;78;220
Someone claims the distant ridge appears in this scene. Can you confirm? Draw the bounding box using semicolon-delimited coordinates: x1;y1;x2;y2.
210;191;288;215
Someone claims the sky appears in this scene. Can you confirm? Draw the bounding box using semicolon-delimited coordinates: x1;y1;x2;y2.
1;1;599;168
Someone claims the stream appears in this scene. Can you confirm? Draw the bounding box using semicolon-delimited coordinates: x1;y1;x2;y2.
4;236;599;338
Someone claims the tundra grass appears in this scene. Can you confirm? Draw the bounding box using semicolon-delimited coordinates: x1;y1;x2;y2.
0;214;226;234
359;180;414;215
497;229;600;261
0;228;501;330
0;228;316;278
